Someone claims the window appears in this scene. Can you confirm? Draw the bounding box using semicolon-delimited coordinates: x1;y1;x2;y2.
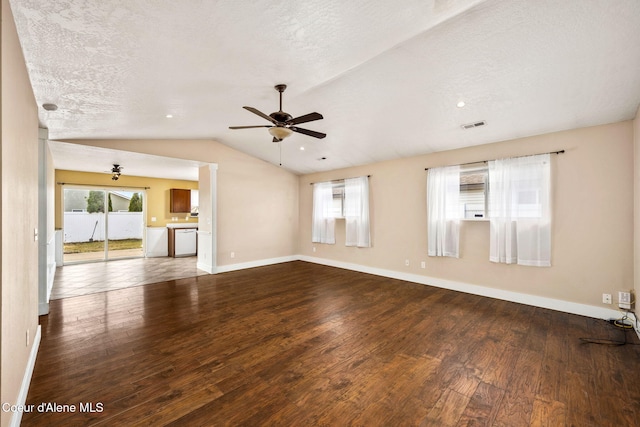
427;165;461;257
487;153;551;266
427;153;553;265
457;163;545;221
312;176;371;247
330;183;345;218
460;165;488;220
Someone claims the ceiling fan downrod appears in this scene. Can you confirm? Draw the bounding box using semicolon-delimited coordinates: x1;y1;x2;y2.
275;84;286;112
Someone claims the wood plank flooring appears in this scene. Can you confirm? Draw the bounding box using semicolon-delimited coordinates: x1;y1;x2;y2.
23;261;640;426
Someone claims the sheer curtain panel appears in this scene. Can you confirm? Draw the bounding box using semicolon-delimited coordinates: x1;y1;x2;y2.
344;176;371;247
488;153;551;266
427;165;461;257
312;182;335;244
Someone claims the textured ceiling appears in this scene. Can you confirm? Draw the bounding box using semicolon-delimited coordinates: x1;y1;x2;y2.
48;141;205;181
10;0;640;175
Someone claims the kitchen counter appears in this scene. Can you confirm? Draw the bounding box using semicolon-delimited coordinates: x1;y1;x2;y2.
166;223;198;229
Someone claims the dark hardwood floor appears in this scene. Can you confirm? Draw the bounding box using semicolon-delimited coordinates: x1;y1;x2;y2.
23;261;640;426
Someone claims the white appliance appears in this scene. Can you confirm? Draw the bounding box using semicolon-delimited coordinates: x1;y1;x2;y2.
146;227;168;257
174;228;197;257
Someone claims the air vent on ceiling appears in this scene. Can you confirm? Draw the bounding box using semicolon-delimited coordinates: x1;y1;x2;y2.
461;120;487;130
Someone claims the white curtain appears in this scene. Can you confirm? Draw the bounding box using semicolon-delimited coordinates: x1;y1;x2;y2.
312;182;335;244
344;176;371;247
427;165;461;257
488;153;551;266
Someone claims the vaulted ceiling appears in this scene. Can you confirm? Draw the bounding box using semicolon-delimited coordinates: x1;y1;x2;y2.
10;0;640;175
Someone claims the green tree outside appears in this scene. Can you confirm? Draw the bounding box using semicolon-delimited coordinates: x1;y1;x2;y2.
129;193;143;212
86;191;105;213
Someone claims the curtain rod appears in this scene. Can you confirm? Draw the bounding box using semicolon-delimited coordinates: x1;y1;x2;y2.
309;175;371;185
424;150;565;171
57;182;151;190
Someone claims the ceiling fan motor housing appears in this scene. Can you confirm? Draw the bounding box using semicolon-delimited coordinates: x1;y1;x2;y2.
270;111;293;123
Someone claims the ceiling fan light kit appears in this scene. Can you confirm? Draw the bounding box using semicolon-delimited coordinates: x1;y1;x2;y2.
230;84;326;142
268;126;293;140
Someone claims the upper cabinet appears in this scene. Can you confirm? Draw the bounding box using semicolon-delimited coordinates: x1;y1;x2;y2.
170;189;191;213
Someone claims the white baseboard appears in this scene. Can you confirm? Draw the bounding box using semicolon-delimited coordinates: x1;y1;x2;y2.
145;250;168;258
46;261;56;299
627;311;640;341
10;325;41;427
297;255;623;321
197;261;216;274
207;253;637;336
216;255;298;274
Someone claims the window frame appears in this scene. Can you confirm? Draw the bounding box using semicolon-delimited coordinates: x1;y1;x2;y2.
330;182;346;219
459;164;489;221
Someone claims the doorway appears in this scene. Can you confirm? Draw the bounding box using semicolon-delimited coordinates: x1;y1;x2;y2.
62;187;145;264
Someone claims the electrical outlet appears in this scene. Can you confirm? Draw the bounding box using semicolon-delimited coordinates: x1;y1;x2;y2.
618;291;632;309
602;293;612;304
405;259;410;266
420;261;426;269
230;252;235;259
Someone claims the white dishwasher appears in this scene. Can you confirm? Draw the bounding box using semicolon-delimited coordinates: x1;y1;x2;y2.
174;228;197;257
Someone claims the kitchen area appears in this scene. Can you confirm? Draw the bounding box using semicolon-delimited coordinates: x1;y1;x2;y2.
51;162;217;300
146;188;199;258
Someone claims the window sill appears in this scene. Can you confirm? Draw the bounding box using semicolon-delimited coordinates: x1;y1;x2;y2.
461;217;489;222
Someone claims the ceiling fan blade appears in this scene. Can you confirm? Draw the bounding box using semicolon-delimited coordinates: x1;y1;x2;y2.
290;126;326;139
229;125;272;129
287;112;323;126
243;106;277;124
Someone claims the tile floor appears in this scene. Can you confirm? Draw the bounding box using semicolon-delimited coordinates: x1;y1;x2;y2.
51;256;210;300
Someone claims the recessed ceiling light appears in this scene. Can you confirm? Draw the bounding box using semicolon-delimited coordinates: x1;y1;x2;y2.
457;101;466;108
300;146;305;151
165;114;173;119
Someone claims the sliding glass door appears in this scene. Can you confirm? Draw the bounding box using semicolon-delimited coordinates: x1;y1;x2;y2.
63;187;145;264
107;190;144;259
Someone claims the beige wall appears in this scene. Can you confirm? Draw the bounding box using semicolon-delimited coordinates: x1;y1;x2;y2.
63;139;299;266
1;0;40;425
299;121;634;309
54;169;198;228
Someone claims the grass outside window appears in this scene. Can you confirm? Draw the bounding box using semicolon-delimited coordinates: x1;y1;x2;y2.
64;239;142;254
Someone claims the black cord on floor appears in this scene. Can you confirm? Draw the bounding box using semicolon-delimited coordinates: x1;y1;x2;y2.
579;314;640;346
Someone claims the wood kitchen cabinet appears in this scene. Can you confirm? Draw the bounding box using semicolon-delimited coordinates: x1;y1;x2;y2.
170;189;191;213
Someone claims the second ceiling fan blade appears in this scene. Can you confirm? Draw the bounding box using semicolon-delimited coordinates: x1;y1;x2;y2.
243;106;277;124
229;125;272;129
290;126;326;139
287;112;323;126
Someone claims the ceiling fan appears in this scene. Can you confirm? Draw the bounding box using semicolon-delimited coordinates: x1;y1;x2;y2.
109;164;122;181
229;84;326;142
